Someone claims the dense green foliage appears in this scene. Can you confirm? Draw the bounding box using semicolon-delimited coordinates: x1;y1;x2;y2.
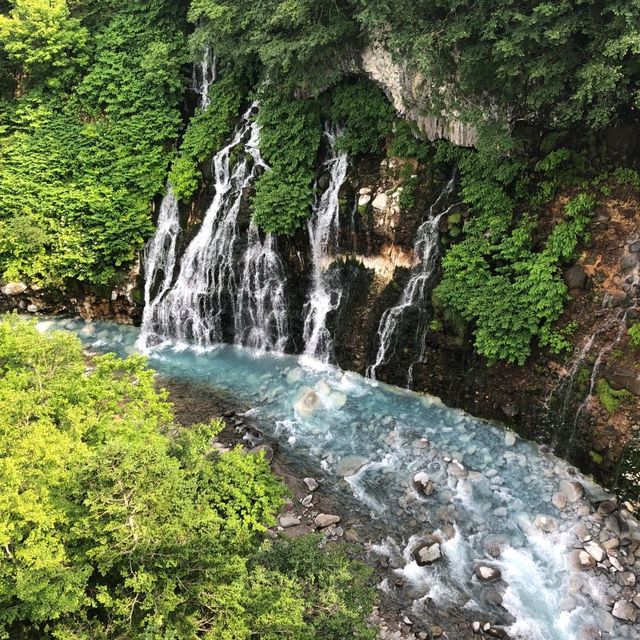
357;0;640;130
0;1;187;287
169;76;244;201
252;93;322;234
0;316;376;639
596;378;633;413
434;140;596;365
330;82;394;156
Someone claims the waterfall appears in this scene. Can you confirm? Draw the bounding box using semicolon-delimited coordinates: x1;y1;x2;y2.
139;187;181;346
302;125;349;362
234;221;289;352
145;103;264;348
191;46;216;110
367;174;457;381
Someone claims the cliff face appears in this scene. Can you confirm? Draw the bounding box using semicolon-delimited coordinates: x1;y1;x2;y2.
361;42;478;148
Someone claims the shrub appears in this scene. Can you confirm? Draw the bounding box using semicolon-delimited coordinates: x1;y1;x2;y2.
596;378;633;413
629;323;640;349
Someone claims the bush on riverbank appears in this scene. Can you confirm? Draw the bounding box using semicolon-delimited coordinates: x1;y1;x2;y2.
0;316;376;639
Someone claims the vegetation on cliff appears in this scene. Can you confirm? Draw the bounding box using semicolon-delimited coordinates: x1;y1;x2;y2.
0;316;376;639
1;0;639;366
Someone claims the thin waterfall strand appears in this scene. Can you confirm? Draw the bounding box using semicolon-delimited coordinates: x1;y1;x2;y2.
367;174;457;380
302;125;349;362
234;221;289;352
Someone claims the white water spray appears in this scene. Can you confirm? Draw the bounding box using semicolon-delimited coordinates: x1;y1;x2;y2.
234;221;289;352
302;125;349;362
144;103;265;348
367;174;457;380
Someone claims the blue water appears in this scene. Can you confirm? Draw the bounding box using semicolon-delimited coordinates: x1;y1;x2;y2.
39;318;638;640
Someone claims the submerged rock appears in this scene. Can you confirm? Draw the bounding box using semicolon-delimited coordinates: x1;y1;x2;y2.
294;387;320;417
559;479;585;503
336;455;368;477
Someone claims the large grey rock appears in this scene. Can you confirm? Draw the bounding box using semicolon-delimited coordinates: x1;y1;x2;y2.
474;563;502;583
314;513;341;529
1;282;27;296
559;479;584;503
279;515;301;528
563;265;587;290
413;542;442;566
303;477;318;492
336;455;368;477
612;599;637;622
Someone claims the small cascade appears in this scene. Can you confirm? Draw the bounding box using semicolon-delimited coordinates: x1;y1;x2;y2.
139;187;181;345
234;221;289;352
191;46;216;109
144;103;265;348
302;125;349;362
367;173;457;381
546;263;640;456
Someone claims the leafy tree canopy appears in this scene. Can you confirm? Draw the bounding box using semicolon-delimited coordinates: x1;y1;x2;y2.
0;316;377;639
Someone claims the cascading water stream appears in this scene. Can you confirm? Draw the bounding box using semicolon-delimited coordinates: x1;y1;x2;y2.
191;46;216;110
302;125;349;362
234;221;289;352
145;103;264;348
138;49;215;350
367;173;457;381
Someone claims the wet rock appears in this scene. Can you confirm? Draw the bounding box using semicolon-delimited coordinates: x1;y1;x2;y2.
563;265;587;290
314;513;341;529
559;479;584;503
572;549;596;570
597;500;618;517
1;282;27;296
413;539;442;566
612;599;637;622
552;492;568;510
279;515;301;528
504;431;516;447
315;379;331;396
534;514;558;533
303;477;318;491
336;455;368;477
474;563;502;583
584;541;605;563
294;387;320;417
301;494;313;507
412;471;435;496
619;571;636;587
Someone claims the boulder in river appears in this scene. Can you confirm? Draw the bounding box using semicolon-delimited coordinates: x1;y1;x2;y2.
327;390;347;410
294;387;320;417
474;563;502;583
413;471;435;496
559;479;584;503
533;514;558;533
336;455;368;477
414;542;442;566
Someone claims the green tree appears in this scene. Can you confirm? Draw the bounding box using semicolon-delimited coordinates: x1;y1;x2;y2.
0;316;376;639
